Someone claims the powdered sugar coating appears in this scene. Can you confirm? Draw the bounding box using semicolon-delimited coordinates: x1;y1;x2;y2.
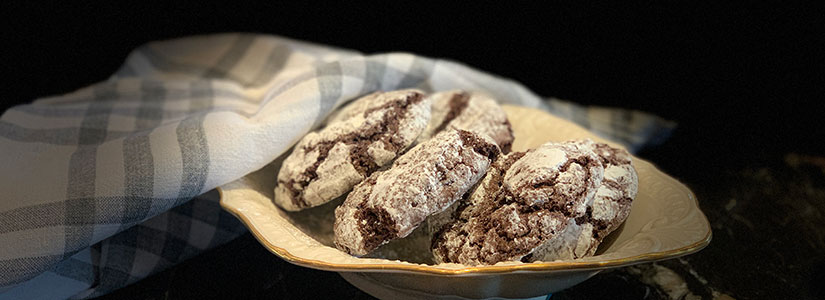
591;142;638;235
274;90;431;211
416;90;514;153
533;142;638;260
334;129;499;256
323;92;380;125
432;140;606;265
528;218;597;261
505;139;604;216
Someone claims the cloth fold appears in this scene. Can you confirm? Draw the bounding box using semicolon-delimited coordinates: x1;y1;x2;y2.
0;33;674;299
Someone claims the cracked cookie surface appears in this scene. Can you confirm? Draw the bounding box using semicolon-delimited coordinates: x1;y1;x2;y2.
432;139;606;265
416;90;514;153
539;142;638;260
274;89;431;211
334;129;499;256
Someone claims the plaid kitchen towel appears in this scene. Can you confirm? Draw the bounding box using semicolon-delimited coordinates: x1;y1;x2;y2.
0;33;675;299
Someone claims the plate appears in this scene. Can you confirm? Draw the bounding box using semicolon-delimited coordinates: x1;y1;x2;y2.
218;105;711;299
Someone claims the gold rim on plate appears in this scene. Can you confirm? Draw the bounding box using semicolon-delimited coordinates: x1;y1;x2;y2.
218;104;712;275
217;159;711;275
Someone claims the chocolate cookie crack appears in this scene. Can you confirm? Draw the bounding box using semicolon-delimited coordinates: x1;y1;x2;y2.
559;155;601;216
282;92;424;208
456;129;500;161
433;151;534;264
499;119;514;154
504;155;598;217
354;204;399;254
594;143;631;166
574;206;611;240
432;91;471;134
437;131;498;208
434;144;605;264
602;178;624;191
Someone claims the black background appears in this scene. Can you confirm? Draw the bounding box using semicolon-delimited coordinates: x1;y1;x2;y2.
3;2;825;299
4;2;823;167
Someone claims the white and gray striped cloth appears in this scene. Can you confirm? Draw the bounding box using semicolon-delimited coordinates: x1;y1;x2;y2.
0;33;674;299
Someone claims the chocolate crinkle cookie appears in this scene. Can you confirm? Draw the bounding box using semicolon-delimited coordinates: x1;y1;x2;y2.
334;129;500;256
433;139;637;265
274;89;431;211
538;142;639;260
322;91;380;125
416;90;514;153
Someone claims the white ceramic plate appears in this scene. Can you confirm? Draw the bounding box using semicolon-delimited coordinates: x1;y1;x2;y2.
218;105;712;299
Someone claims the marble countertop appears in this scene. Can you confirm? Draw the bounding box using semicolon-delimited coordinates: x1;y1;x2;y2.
97;122;825;300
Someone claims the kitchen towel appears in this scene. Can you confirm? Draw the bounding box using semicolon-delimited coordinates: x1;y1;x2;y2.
0;33;674;299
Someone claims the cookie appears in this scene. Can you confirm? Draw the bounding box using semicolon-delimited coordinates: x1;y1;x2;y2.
334;129;500;256
416;90;514;153
590;142;637;236
432;140;605;265
274;89;431;211
322;91;380;125
538;142;638;260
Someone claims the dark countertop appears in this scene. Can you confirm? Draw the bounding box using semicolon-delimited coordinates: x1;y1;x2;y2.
94;131;825;300
6;3;823;300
